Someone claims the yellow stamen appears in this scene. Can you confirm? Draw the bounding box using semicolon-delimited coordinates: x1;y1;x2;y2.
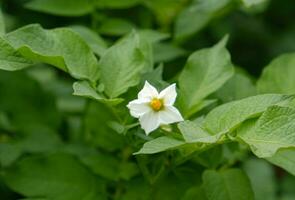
150;98;163;111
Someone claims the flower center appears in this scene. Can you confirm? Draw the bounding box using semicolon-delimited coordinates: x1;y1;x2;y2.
150;98;163;111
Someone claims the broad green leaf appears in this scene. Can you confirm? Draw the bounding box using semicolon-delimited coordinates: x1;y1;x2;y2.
178;36;234;116
134;136;185;154
4;24;99;82
99;18;135;36
257;53;295;94
4;153;106;200
243;159;277;200
238;106;295;157
203;169;254;200
178;121;223;143
72;81;123;105
95;0;141;9
174;0;231;41
215;70;257;102
25;0;95;16
0;8;5;35
204;94;294;135
70;25;107;57
267;148;295;176
99;31;151;98
0;37;33;71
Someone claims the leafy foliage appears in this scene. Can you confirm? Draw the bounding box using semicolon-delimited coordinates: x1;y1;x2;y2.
1;0;295;199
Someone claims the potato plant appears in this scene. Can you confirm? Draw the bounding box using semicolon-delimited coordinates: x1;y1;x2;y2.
0;0;295;199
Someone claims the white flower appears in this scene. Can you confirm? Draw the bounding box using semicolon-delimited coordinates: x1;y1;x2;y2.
127;81;184;135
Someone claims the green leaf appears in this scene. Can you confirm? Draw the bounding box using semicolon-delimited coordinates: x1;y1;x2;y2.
178;36;234;116
174;0;231;41
238;106;295;157
70;25;107;57
178;121;223;143
257;53;295;94
4;24;99;82
99;31;151;98
72;81;123;105
4;153;106;200
25;0;95;16
267;148;295;176
215;70;257;102
202;169;254;200
134;136;185;155
0;8;5;35
98;18;135;36
0;37;33;71
243;159;277;200
182;186;208;200
138;29;170;43
204;94;294;135
95;0;141;9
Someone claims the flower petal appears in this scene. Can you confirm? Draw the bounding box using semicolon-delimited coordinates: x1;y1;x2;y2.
139;111;160;135
159;106;184;124
127;99;151;118
159;83;177;105
138;81;159;100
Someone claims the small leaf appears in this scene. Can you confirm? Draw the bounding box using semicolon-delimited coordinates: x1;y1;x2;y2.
238;106;295;157
204;94;294;135
98;18;136;36
174;0;231;41
73;81;123;105
178;36;234;116
99;31;151;98
25;0;95;16
134;136;185;155
257;53;295;94
203;169;254;200
178;121;222;143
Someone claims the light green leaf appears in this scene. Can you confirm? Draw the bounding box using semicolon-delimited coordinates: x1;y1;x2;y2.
138;29;170;43
178;36;234;116
4;153;106;200
205;94;294;135
238;106;295;157
257;53;295;94
267;148;295;176
70;25;107;57
134;136;185;155
0;37;33;71
4;24;99;82
0;8;5;35
95;0;141;9
73;81;123;105
243;159;277;200
25;0;95;16
99;31;151;98
178;121;222;143
99;18;135;36
174;0;231;41
203;169;254;200
215;70;257;102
